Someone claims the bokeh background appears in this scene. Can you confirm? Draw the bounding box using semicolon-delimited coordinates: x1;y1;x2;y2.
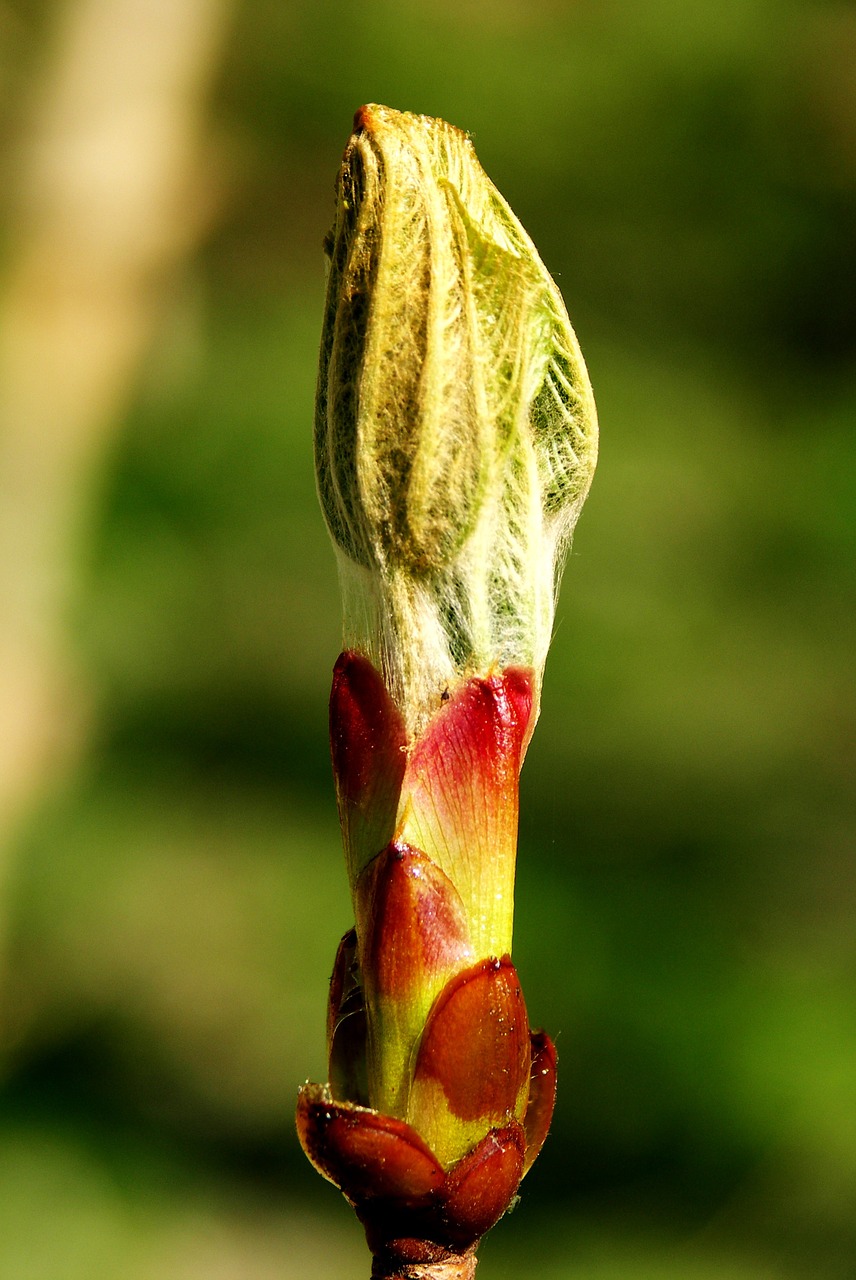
1;0;854;1276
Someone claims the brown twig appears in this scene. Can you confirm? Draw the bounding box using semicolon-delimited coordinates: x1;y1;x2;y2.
371;1247;478;1279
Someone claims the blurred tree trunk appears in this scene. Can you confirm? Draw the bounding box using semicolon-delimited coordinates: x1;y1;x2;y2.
0;0;231;1002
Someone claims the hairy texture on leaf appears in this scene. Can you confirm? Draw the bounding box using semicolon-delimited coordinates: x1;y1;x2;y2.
315;103;597;731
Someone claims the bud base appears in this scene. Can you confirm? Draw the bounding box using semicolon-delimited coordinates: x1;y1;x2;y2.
371;1241;477;1280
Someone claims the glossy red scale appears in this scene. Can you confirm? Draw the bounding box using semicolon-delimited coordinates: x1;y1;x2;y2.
330;651;407;878
522;1029;558;1174
296;1085;444;1203
442;1123;526;1245
356;843;472;999
412;956;530;1123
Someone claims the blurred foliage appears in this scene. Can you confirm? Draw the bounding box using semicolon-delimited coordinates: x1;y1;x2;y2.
1;0;854;1276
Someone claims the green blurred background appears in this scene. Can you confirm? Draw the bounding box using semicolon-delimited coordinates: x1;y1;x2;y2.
0;0;854;1276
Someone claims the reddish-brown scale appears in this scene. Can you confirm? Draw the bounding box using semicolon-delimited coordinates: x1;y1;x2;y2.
412;957;530;1122
296;1086;444;1203
442;1123;526;1245
407;669;534;801
357;844;472;998
498;666;537;759
328;987;369;1107
397;670;536;950
330;651;408;873
326;931;369;1105
327;927;359;1045
522;1030;558;1175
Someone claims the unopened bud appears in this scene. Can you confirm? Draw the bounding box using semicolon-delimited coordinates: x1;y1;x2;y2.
315;104;597;731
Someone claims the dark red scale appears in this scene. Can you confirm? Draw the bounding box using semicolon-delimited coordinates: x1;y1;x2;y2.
412;956;530;1122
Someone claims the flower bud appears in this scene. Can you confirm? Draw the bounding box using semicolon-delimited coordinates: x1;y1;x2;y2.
315;104;597;732
300;104;593;1272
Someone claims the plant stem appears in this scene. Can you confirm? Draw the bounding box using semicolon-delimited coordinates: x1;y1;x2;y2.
371;1253;477;1280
